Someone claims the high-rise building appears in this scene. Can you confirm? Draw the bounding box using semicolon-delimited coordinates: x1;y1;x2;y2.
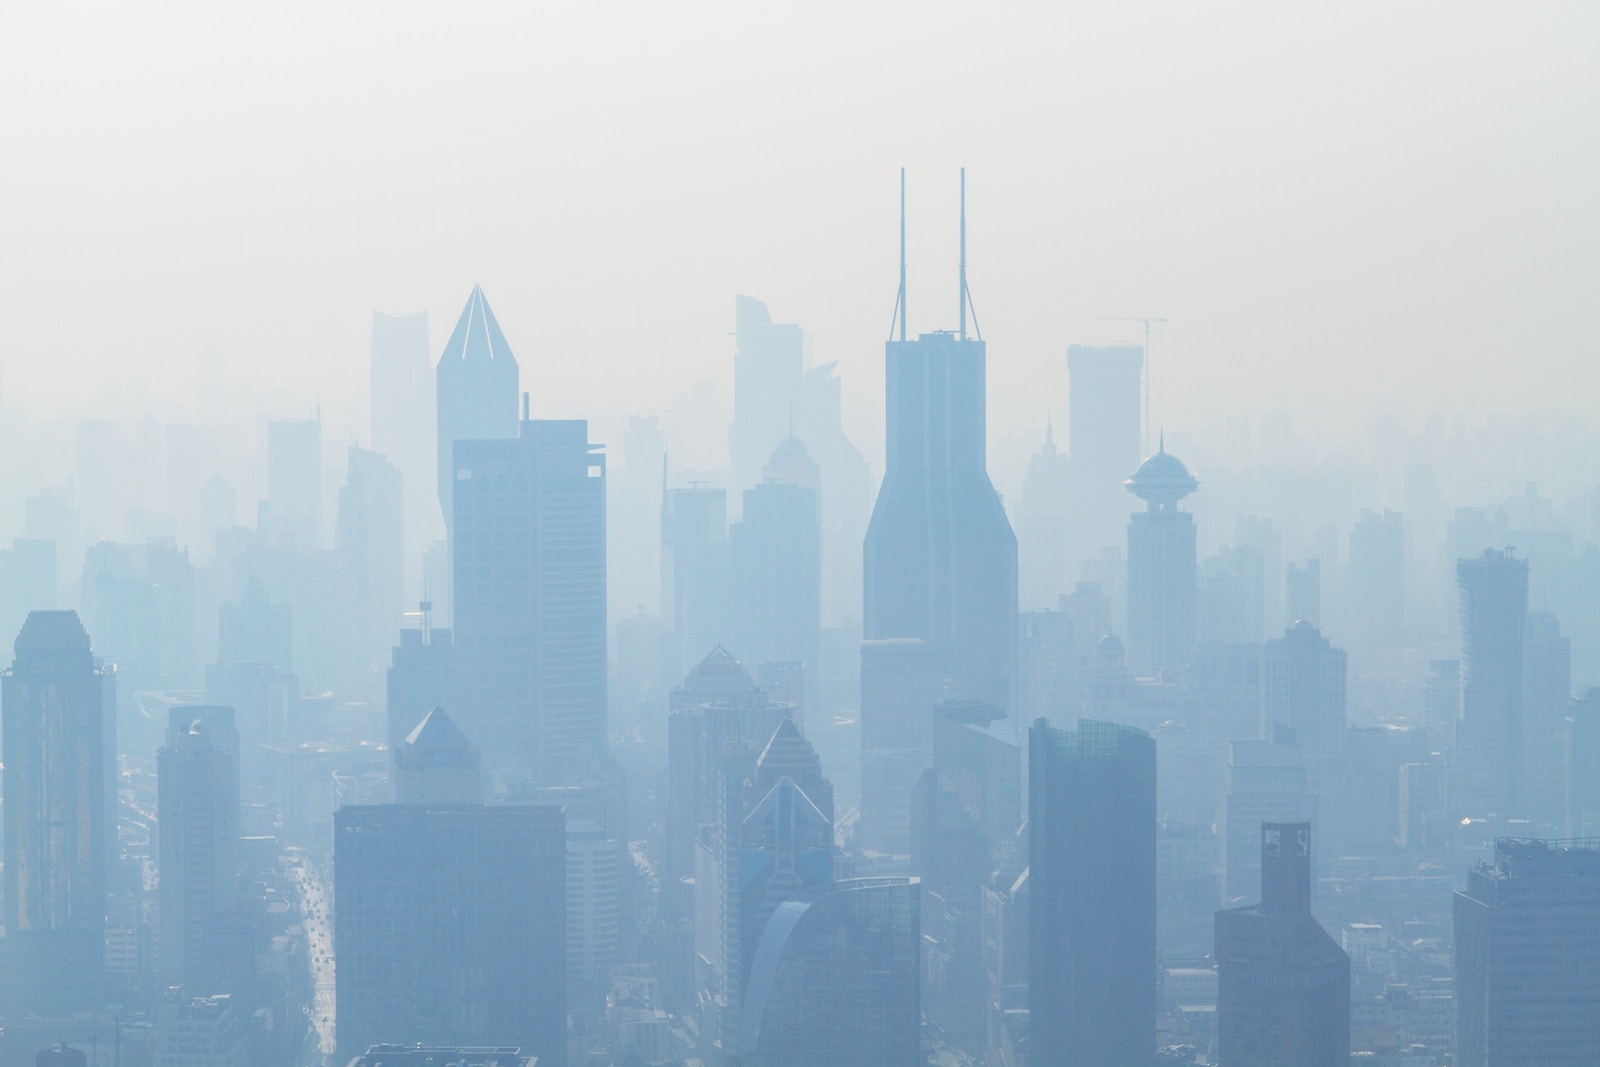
333;804;567;1066
370;310;437;566
0;538;57;659
1215;822;1350;1067
266;415;322;549
1567;689;1600;837
661;482;729;684
1224;738;1316;905
153;990;250;1067
393;706;481;804
1029;718;1157;1067
436;285;519;536
453;419;607;785
338;445;405;692
739;877;921;1067
1451;549;1529;818
1521;611;1571;826
861;174;1016;855
385;601;455;754
1014;420;1072;610
1455;838;1600;1066
729;295;804;497
1261;621;1348;760
1348;508;1405;645
158;706;241;993
728;451;821;685
793;360;873;630
1066;343;1142;568
1286;557;1321;628
1;611;116;1014
1124;441;1199;679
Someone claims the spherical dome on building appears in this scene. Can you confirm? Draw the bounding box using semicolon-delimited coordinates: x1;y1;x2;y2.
1124;436;1199;507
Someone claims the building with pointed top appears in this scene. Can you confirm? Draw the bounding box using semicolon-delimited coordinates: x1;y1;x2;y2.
436;285;519;535
730;295;805;497
1014;419;1072;610
394;706;481;804
1125;440;1199;679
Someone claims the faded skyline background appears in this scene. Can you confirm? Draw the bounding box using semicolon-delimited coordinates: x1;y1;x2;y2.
3;2;1597;471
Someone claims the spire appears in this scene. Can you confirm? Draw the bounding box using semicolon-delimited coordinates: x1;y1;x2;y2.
440;285;517;366
959;167;967;341
1159;427;1165;454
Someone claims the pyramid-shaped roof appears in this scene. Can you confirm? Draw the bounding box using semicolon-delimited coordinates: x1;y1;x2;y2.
440;284;517;366
403;706;476;752
756;717;818;776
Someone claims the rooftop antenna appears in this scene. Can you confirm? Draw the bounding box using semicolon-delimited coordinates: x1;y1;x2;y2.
888;168;907;342
960;168;967;341
1102;314;1168;454
960;167;983;342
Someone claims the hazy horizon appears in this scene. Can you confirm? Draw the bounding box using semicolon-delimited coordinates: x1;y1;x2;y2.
4;2;1598;461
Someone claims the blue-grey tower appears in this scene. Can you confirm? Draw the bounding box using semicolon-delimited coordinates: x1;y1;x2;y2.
860;170;1018;855
436;285;519;534
1124;438;1199;679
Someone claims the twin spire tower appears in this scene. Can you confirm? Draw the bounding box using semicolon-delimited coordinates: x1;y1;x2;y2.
888;167;982;344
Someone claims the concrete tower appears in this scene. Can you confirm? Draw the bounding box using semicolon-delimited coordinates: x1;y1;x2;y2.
1124;439;1199;679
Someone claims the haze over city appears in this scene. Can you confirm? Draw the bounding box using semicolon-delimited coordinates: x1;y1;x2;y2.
0;4;1599;1067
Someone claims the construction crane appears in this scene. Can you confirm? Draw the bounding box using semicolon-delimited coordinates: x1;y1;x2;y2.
1102;315;1168;456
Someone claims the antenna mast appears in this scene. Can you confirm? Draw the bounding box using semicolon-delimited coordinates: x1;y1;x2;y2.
896;168;908;342
959;168;967;341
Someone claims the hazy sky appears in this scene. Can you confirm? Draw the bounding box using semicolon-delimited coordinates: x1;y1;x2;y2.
3;2;1597;458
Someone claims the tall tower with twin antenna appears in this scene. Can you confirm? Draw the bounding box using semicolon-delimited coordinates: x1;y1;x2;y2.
860;169;1018;856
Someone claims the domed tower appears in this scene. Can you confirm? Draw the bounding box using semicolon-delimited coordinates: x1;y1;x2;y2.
1124;436;1199;679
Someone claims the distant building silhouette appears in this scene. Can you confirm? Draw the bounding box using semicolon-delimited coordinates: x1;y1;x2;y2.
453;418;606;785
393;706;481;804
1348;508;1405;646
334;804;566;1066
1521;611;1571;824
738;877;921;1067
338;445;404;693
1451;549;1529;818
728;443;821;691
1215;822;1350;1066
386;601;455;754
661;482;730;684
729;295;804;497
436;285;519;536
1;611;116;1014
158;706;242;994
1261;621;1348;760
1066;343;1142;569
1124;441;1199;679
370;309;437;561
266;415;321;549
1455;838;1600;1066
1014;420;1072;609
1029;718;1156;1067
1224;738;1316;905
1286;557;1321;628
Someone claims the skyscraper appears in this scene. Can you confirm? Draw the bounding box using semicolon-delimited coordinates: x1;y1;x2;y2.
1029;718;1157;1067
1124;441;1199;679
1215;822;1350;1067
453;419;607;785
1224;738;1316;905
728;295;804;496
1521;611;1571;825
436;285;519;536
393;706;481;804
661;482;729;683
385;601;454;754
1066;343;1143;567
370;310;437;562
1451;548;1529;818
1348;508;1405;645
158;706;242;993
266;415;321;548
738;877;921;1067
1;611;116;1013
334;804;567;1066
1261;621;1348;760
860;171;1017;855
337;445;404;692
1455;838;1600;1066
728;448;821;684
